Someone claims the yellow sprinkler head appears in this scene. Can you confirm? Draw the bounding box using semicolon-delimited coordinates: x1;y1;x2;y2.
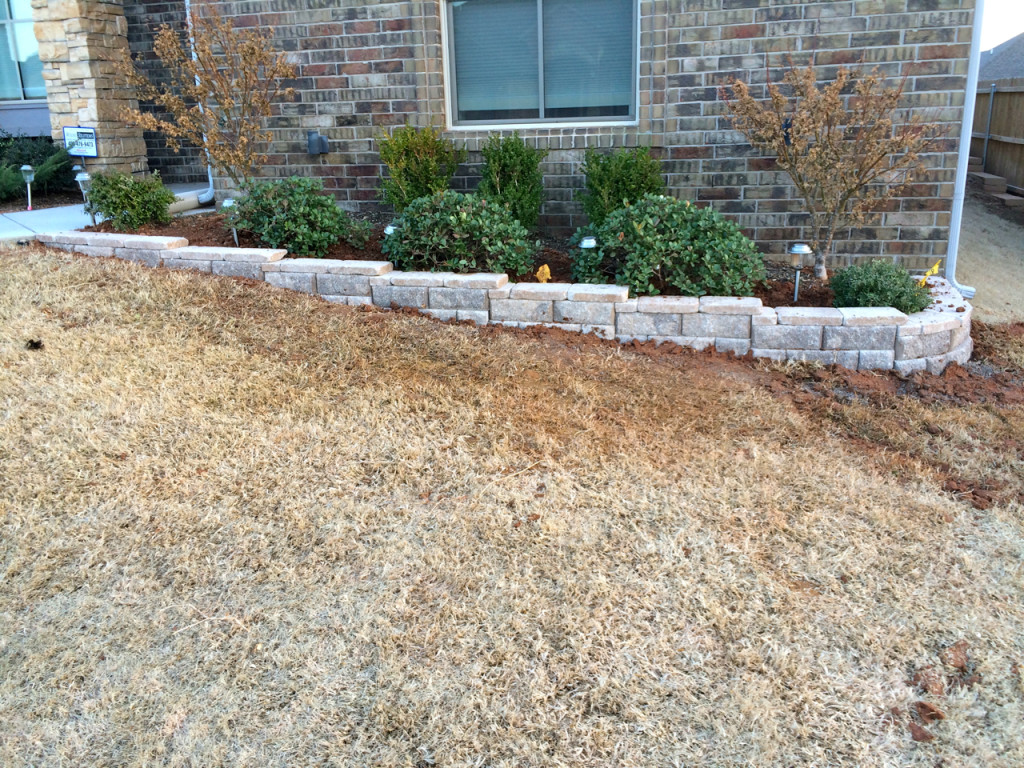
536;264;551;284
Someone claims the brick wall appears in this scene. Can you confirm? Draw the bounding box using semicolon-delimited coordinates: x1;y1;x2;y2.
122;0;209;184
192;0;975;268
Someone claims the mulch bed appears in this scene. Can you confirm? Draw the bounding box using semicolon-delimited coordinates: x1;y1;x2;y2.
84;210;837;307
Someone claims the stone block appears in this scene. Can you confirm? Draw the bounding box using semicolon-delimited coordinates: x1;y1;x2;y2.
266;271;314;292
547;322;582;333
445;273;508;289
894;358;928;376
699;296;763;314
114;248;161;268
391;271;448;287
457;310;489;325
372;285;428;309
752;325;823;350
325;260;393;276
488;286;513;299
567;284;629;302
823;325;898;350
323;295;372;307
786;350;856;366
950;321;972;349
715;338;751;356
751;348;787;362
171;246;286;263
263;258;334;274
77;245;115;258
615;299;639;313
120;235;188;250
429;287;489;310
317;274;371;296
838;307;908;326
682;313;751;338
616;312;681;337
582;324;616;340
752;308;778;326
902;310;961;335
509;283;570;301
616;334;650;343
490;299;553;323
422;308;457;321
776;307;844;326
554;300;615;325
164;258;212;273
895;330;952;360
858;350;896;370
213;261;262;280
37;231;88;245
637;296;700;314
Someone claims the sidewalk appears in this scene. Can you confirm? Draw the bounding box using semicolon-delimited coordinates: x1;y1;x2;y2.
0;183;209;243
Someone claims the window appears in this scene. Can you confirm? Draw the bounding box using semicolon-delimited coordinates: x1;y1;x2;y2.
446;0;637;126
1;0;45;102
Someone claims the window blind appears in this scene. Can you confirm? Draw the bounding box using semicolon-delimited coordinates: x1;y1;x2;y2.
451;0;540;121
542;0;633;117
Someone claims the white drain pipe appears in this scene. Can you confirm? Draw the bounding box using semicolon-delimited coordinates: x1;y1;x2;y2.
184;0;216;206
944;0;983;299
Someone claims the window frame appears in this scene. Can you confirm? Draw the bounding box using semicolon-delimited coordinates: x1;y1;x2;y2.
441;0;641;131
1;0;46;103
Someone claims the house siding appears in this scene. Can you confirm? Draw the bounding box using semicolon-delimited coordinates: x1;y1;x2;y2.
141;0;976;268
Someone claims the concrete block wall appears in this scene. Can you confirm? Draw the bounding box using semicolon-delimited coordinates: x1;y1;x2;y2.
37;232;974;375
143;0;977;268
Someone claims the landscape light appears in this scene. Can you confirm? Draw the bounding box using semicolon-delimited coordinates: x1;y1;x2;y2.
580;236;597;249
20;165;34;211
75;170;95;224
788;243;813;303
221;199;238;246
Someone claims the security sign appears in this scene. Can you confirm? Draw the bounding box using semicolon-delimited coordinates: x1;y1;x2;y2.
63;126;98;158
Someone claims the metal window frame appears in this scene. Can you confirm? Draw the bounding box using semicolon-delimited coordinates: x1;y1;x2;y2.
442;0;640;130
1;0;46;103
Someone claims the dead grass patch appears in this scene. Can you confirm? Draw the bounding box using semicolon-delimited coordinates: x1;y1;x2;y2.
1;247;1023;767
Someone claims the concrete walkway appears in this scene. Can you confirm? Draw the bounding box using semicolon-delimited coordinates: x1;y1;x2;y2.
0;182;209;243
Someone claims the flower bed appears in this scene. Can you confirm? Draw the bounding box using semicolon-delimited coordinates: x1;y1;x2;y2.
36;231;973;374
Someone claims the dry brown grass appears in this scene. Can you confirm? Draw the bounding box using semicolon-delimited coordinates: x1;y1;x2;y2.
1;247;1023;767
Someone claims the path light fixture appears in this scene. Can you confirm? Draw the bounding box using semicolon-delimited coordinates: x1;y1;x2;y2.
20;165;34;211
221;198;238;246
580;236;597;250
789;243;812;303
384;224;396;236
74;168;95;225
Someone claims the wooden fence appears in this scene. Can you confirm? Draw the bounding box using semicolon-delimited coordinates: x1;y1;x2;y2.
971;78;1024;193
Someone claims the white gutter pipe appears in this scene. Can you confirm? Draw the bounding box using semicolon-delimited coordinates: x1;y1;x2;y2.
944;0;983;299
184;0;216;206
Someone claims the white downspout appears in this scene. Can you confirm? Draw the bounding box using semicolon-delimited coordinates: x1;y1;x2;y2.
184;0;216;205
945;0;983;299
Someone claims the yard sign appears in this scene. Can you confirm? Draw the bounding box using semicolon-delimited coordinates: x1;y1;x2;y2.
62;127;98;158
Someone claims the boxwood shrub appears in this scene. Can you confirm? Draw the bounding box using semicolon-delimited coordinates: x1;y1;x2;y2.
831;260;932;314
381;191;536;276
228;177;370;257
86;171;176;232
573;194;766;297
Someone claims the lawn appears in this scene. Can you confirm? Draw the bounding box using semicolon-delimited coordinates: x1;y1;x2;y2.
1;246;1023;767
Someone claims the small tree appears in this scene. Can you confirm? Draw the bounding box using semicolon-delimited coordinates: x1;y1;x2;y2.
120;1;296;187
726;64;939;279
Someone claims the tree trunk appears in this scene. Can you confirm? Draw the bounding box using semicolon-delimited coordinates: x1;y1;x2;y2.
814;251;828;281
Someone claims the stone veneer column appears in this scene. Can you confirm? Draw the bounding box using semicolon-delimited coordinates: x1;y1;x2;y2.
32;0;148;174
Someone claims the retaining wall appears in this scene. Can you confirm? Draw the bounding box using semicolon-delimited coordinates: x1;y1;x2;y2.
36;231;973;375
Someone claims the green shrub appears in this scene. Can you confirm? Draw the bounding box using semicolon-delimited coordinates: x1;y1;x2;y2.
573;194;766;297
381;191;537;276
86;171;176;232
477;131;547;229
377;125;466;212
228;177;367;257
831;260;932;314
578;146;665;227
0;130;75;201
